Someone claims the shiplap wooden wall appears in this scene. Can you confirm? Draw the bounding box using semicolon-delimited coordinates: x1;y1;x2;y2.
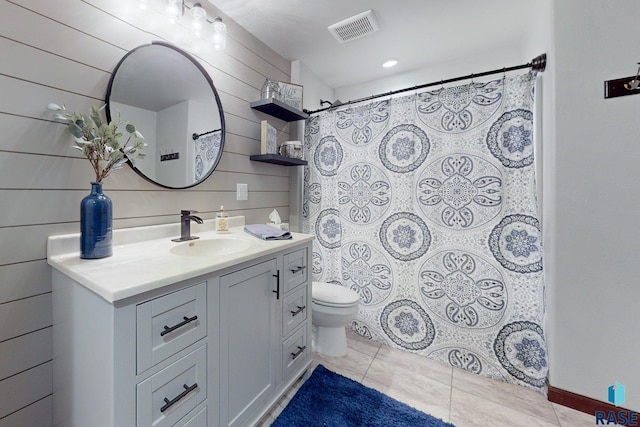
0;0;293;424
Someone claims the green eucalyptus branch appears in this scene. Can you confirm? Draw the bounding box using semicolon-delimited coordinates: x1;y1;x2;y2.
48;102;147;184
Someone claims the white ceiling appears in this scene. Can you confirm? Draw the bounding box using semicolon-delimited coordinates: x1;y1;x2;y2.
207;0;537;89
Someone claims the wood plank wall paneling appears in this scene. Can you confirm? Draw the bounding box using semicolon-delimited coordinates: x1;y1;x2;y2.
0;397;52;427
0;0;294;424
0;362;53;420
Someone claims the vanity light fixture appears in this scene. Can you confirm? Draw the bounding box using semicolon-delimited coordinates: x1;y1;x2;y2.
382;59;398;68
166;0;183;22
212;17;227;51
190;3;207;38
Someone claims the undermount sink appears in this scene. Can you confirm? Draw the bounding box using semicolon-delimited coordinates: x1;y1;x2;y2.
169;235;254;257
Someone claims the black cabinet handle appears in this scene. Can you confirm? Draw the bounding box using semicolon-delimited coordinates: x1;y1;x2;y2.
290;265;306;274
161;315;198;337
160;383;198;413
273;270;280;300
291;345;306;360
290;305;306;317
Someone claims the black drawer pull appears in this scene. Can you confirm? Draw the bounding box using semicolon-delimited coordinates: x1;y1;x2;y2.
273;271;280;300
161;315;198;337
291;345;306;360
290;265;306;274
290;305;306;317
160;383;198;413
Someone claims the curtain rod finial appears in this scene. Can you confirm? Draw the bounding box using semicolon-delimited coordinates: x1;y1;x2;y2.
531;53;547;72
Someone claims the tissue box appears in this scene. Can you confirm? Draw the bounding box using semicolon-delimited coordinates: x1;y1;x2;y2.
267;222;289;231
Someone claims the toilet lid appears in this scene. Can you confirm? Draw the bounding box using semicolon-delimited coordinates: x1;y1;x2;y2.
312;281;360;306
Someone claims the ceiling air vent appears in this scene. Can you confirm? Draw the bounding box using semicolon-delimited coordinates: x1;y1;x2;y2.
328;10;379;43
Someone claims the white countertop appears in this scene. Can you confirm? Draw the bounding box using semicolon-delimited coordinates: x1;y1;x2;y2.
47;217;314;303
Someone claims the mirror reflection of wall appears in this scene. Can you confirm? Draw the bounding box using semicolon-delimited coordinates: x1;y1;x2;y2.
106;42;225;189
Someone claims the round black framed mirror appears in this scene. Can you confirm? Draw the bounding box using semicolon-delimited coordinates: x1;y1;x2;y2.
106;41;225;189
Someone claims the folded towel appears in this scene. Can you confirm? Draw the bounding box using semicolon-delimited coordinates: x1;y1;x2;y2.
244;224;292;240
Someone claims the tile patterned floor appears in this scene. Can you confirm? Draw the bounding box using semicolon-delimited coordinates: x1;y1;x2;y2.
259;332;595;426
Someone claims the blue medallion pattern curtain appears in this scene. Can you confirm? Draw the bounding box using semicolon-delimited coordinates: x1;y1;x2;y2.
302;72;547;390
195;130;222;181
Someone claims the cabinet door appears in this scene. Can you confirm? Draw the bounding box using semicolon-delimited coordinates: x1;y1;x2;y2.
220;259;278;427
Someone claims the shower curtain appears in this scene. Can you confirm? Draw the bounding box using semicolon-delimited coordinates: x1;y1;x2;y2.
195;130;222;181
302;72;547;390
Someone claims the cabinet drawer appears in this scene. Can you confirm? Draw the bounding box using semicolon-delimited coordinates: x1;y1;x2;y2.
137;345;207;427
283;247;308;294
282;285;308;338
282;326;309;382
177;406;207;427
137;282;207;373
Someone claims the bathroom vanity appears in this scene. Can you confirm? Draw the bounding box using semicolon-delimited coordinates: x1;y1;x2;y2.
47;218;313;427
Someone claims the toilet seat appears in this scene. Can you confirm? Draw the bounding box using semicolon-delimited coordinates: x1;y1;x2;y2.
313;299;357;309
312;281;360;307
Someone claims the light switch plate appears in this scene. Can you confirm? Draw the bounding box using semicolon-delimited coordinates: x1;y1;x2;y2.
236;183;248;200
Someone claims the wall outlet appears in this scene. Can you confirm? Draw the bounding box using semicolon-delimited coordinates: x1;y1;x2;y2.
236;183;248;200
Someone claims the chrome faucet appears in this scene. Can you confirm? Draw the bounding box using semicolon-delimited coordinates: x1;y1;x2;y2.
172;210;203;242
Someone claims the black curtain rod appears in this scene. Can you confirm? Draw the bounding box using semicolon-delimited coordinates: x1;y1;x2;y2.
192;128;221;141
304;53;547;115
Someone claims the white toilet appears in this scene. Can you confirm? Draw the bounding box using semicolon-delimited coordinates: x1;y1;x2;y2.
311;281;360;357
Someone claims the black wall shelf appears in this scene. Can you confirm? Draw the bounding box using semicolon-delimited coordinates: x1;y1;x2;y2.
250;98;309;122
250;154;307;166
250;98;307;166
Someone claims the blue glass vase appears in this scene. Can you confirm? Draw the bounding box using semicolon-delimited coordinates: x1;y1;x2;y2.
80;182;113;259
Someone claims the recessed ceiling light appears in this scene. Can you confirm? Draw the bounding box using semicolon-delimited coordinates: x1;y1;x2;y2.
382;59;397;68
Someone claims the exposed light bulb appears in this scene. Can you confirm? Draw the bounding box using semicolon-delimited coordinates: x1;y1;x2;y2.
190;3;207;38
166;0;183;22
212;17;226;51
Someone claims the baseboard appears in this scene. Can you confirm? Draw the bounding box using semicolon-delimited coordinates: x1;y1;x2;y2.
548;385;633;417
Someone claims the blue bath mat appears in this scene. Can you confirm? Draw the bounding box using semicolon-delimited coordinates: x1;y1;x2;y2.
272;364;454;426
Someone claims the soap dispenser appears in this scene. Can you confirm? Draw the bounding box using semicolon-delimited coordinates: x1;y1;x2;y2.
215;205;229;233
